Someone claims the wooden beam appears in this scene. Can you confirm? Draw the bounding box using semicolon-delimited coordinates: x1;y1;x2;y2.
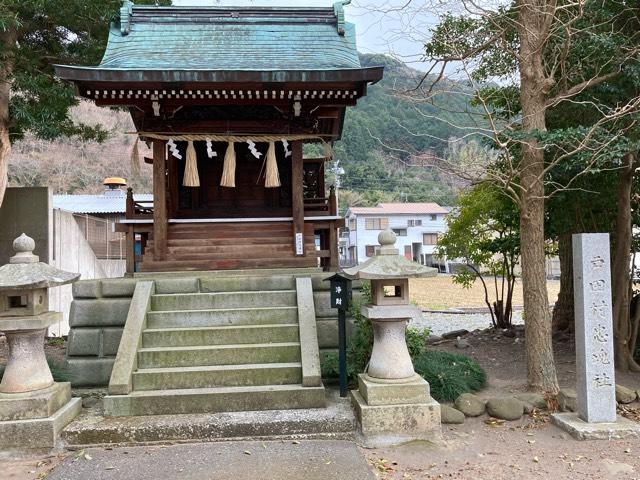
152;140;168;261
292;141;305;256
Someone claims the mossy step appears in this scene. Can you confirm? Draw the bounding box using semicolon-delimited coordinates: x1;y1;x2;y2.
137;342;302;368
146;306;298;329
142;324;300;348
132;363;303;390
103;384;326;416
150;290;297;311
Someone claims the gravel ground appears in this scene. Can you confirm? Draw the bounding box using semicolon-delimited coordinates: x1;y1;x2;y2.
412;311;524;336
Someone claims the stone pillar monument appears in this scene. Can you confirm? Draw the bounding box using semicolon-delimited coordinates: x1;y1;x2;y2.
552;233;640;439
0;234;82;454
343;229;441;447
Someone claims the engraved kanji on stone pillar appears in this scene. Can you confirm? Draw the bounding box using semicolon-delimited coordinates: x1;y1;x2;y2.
572;233;616;423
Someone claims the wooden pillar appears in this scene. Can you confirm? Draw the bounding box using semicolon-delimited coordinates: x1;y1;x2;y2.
126;187;134;219
292;141;305;256
125;225;135;275
329;185;337;216
152;140;167;261
329;222;338;271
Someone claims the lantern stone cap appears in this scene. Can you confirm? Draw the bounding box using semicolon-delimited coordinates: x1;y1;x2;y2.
342;229;438;280
0;234;80;291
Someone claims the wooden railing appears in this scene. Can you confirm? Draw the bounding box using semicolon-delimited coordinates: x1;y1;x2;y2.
126;188;154;219
303;186;337;216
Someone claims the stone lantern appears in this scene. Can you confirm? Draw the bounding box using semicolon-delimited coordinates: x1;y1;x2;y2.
0;233;82;452
343;228;441;447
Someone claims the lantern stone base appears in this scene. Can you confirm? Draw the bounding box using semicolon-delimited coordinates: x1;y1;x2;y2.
0;382;82;454
351;374;441;447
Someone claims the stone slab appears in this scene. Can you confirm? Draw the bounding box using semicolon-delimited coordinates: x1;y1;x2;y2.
69;298;132;327
155;277;199;294
67;328;101;357
102;328;124;357
72;280;102;299
101;278;138;298
0;382;71;421
351;390;441;448
357;374;430;406
551;412;640;440
0;396;81;453
46;440;375;480
66;358;115;387
316;317;355;349
572;233;617;423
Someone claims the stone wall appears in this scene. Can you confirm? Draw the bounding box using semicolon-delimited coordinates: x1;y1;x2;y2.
66;278;137;386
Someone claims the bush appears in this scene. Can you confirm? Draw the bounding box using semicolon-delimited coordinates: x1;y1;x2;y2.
406;326;431;358
413;350;486;402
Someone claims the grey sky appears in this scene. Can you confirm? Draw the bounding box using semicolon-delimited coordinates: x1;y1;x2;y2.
172;0;436;69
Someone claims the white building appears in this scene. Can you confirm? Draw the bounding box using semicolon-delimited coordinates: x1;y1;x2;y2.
342;203;450;270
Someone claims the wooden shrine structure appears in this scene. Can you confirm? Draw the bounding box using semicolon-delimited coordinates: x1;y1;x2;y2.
55;1;383;273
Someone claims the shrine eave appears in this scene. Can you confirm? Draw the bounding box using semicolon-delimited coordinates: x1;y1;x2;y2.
54;66;384;86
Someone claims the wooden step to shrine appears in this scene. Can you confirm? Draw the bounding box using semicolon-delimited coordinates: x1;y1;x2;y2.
103;272;325;416
139;221;317;272
139;257;318;272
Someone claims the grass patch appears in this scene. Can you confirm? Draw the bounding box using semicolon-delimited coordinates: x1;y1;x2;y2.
413;350;486;402
0;357;70;383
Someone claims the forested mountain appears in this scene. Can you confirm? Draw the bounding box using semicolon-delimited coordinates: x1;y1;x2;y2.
332;54;486;209
8;54;483;203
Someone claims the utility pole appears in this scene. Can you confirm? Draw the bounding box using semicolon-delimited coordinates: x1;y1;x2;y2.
330;159;345;214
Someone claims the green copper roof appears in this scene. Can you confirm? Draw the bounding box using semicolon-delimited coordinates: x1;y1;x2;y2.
87;3;361;72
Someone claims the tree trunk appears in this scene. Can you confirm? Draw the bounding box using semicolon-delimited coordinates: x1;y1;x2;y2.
517;0;559;394
0;28;16;207
611;152;640;371
552;233;574;332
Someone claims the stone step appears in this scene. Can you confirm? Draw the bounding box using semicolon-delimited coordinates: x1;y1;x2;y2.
142;324;300;348
132;363;302;390
199;275;297;293
103;384;326;416
63;390;353;446
150;290;297;311
137;342;301;368
146;306;299;329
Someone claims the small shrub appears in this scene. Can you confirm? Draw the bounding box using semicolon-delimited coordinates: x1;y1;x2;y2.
413;350;486;402
406;326;431;358
320;352;339;378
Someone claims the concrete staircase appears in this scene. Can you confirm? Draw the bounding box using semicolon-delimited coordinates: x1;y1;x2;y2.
104;273;325;416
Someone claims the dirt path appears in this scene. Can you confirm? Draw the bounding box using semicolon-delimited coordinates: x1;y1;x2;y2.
363;415;640;479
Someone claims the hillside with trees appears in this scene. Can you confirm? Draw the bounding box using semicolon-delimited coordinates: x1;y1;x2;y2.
7;53;484;202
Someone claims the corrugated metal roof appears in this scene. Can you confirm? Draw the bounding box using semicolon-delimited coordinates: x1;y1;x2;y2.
347;203;450;216
82;4;360;72
53;193;153;215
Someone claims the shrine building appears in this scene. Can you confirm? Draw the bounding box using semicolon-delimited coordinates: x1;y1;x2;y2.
55;0;383;274
51;1;383;417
